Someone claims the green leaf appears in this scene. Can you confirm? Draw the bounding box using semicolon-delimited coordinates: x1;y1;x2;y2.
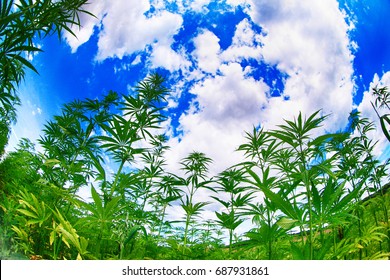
124;225;148;246
246;168;299;221
308;133;341;147
211;196;230;208
277;216;297;230
91;186;103;216
16;208;38;219
8;54;39;74
380;114;390;142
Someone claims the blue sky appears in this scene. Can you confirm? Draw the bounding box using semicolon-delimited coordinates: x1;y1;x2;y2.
9;0;390;220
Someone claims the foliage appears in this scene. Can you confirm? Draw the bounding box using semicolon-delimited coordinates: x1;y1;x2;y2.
1;96;389;259
370;86;390;142
0;3;389;259
0;0;92;155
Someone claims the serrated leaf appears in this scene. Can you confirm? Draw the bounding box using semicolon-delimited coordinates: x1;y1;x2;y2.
277;217;297;230
247;168;299;221
91;186;103;215
16;208;38;219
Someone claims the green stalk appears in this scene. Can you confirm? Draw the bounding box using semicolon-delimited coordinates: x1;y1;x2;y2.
183;178;196;252
348;171;363;260
157;203;168;238
298;141;313;260
183;214;191;250
96;221;104;258
305;174;313;260
229;228;233;256
266;207;272;260
183;177;198;254
229;192;234;256
110;158;125;197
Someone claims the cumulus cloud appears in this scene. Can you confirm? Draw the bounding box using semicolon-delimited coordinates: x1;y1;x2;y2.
58;0;371;230
192;30;222;74
221;18;263;62
190;0;213;12
162;0;357;178
150;43;190;72
64;0;184;62
164;62;269;176
247;0;356;131
96;1;182;60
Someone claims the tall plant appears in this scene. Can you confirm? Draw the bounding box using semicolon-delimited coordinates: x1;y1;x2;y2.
180;152;212;253
212;168;253;256
0;0;93;154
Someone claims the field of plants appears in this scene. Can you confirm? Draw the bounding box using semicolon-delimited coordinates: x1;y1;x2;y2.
1;1;390;260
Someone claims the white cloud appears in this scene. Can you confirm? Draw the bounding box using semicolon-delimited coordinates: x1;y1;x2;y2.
158;0;358;186
165;62;269;176
190;0;213;12
192;30;221;74
150;43;190;72
163;0;357;178
131;55;141;65
64;1;184;61
246;0;356;131
96;1;183;60
221;18;263;62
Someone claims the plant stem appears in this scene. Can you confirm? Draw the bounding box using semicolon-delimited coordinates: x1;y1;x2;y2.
110;159;125;197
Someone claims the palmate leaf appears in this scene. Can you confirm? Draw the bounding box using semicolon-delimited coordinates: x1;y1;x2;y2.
267;130;297;147
269;111;326;147
308;133;344;148
52;208;89;256
103;195;122;219
243;220;285;247
135;73;169;105
17;191;51;227
80;187;122;222
215;211;243;230
237;127;271;157
181;201;210;217
84;147;106;181
246;168;300;221
233;191;254;207
312;178;344;219
330;182;362;214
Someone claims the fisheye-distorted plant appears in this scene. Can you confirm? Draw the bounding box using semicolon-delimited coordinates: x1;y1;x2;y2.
212;168;253;256
179;152;213;253
1;70;389;260
371;86;390;142
0;0;93;155
241;111;384;259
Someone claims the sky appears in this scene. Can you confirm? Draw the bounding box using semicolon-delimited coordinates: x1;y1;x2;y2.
8;0;390;228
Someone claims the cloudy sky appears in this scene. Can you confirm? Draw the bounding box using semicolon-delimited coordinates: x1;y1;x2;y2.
9;0;390;223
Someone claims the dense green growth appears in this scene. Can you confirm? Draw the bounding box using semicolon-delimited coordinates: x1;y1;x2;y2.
0;0;92;155
0;75;389;259
0;0;389;260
